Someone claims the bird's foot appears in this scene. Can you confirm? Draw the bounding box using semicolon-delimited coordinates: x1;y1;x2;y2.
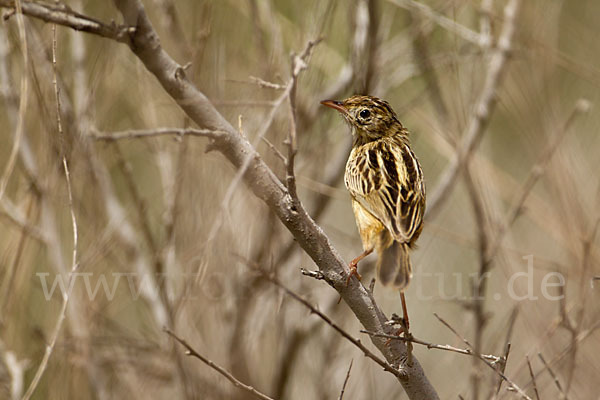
384;324;407;346
345;261;362;286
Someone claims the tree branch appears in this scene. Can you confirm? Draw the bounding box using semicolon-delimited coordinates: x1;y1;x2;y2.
434;313;531;400
164;328;275;400
0;0;134;42
91;127;225;141
22;24;80;400
426;0;522;220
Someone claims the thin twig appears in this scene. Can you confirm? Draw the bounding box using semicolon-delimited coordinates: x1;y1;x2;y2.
522;319;600;393
433;314;532;400
0;0;134;42
360;330;502;363
22;24;79;400
261;136;287;164
0;338;28;400
300;268;326;281
337;359;353;400
249;76;286;90
0;0;27;203
426;0;522;220
202;38;321;249
494;343;511;396
475;99;590;274
0;197;45;242
164;329;275;400
249;264;405;379
462;165;489;400
525;355;540;400
479;0;493;48
286;38;321;199
494;307;518;397
0;193;36;316
92;127;224;141
387;0;482;45
537;353;568;400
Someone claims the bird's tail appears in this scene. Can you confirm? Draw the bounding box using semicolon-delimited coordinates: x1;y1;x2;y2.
377;241;412;290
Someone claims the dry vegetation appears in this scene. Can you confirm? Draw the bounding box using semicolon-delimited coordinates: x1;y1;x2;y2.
0;0;599;399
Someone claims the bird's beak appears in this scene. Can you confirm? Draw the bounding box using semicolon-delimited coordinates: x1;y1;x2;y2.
320;100;347;115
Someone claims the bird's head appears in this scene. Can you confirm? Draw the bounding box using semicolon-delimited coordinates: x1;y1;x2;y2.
321;95;404;142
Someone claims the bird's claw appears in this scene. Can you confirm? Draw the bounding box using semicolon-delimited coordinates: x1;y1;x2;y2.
385;325;406;346
345;262;362;286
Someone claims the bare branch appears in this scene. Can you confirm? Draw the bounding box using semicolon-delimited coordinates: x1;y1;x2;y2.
252;266;406;379
0;0;134;42
360;330;503;363
0;338;27;400
537;353;568;400
249;75;286;90
337;359;353;400
0;197;45;242
92;127;225;141
387;0;482;45
164;328;275;400
300;267;326;281
525;355;540;400
484;99;590;268
426;0;522;220
479;0;493;48
285;38;321;199
0;0;27;203
22;24;79;400
433;313;532;400
261;136;287;164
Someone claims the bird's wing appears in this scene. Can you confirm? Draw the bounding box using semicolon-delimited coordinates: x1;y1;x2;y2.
345;140;425;243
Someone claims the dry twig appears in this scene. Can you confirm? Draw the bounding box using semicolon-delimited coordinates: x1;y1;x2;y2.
22;24;79;400
92;127;224;141
0;0;134;41
338;359;353;400
0;0;27;203
525;355;540;400
537;353;568;400
165;328;275;400
250;265;405;379
426;0;522;219
360;330;503;363
434;313;532;400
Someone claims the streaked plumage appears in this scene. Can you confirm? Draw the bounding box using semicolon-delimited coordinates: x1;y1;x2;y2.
321;95;425;289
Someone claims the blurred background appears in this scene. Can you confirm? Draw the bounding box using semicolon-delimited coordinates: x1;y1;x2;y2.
0;0;599;399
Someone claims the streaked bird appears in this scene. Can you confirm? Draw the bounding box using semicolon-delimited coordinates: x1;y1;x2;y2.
321;95;426;327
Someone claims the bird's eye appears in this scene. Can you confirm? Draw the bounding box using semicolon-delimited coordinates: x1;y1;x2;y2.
359;109;371;119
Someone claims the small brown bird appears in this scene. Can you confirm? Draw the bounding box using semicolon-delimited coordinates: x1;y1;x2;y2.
321;95;425;292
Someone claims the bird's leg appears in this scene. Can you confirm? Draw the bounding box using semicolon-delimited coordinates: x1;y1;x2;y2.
399;290;413;364
399;291;410;332
385;291;413;364
386;292;410;338
346;248;373;285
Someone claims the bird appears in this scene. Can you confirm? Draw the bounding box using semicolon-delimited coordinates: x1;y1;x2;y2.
321;95;425;326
